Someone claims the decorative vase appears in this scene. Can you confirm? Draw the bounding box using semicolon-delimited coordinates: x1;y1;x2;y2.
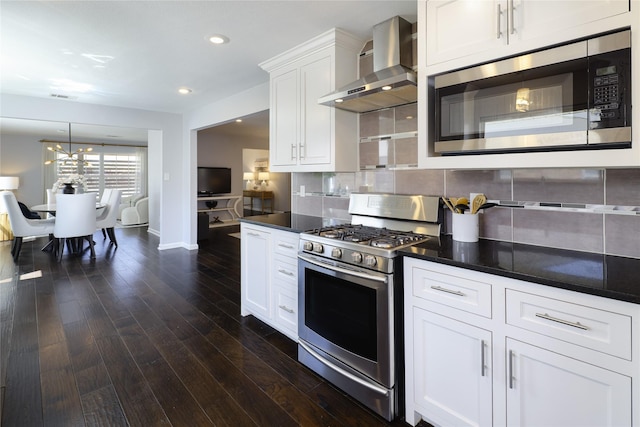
62;183;76;194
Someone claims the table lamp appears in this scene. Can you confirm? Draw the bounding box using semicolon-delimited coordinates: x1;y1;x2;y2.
0;176;19;191
0;176;19;217
258;172;270;190
243;172;254;190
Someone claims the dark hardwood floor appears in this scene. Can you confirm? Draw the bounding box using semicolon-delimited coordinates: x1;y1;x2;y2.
0;224;422;426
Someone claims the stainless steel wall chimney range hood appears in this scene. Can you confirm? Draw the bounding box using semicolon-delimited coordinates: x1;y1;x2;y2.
318;16;417;113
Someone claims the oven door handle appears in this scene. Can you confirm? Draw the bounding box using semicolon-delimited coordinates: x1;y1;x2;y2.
298;254;388;284
299;341;389;397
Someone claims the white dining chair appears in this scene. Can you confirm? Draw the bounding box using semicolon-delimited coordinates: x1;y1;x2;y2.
100;188;113;205
53;193;98;261
96;189;121;246
1;191;55;262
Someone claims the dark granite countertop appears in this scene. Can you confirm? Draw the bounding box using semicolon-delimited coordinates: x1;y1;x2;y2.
401;236;640;304
239;212;344;233
239;214;640;304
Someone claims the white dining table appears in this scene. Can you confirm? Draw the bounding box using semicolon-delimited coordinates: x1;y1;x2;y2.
30;202;105;214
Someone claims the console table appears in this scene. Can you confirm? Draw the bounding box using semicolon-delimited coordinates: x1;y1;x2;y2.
243;190;274;214
197;195;242;227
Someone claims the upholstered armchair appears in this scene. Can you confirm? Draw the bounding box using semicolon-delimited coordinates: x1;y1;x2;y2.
120;196;148;226
117;193;144;220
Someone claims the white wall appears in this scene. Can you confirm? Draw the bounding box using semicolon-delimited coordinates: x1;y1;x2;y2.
0;94;182;247
0;134;44;207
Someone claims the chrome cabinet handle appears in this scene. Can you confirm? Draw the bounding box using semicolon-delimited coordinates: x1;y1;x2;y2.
299;143;305;159
509;2;516;35
508;349;515;389
247;232;260;237
278;305;294;314
430;285;465;297
291;144;296;160
277;268;294;277
278;243;294;249
480;340;486;377
497;4;503;39
535;313;589;330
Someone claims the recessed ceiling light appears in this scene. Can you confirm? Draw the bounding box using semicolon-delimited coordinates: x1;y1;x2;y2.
178;87;192;95
209;34;229;45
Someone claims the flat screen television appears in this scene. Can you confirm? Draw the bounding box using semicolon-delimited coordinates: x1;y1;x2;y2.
197;167;231;196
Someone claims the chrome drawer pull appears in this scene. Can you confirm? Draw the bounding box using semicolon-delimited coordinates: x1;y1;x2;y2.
247;232;260;237
508;350;515;389
278;243;294;249
496;4;503;39
430;285;465;297
278;305;294;314
278;268;294;276
480;340;486;377
535;312;589;330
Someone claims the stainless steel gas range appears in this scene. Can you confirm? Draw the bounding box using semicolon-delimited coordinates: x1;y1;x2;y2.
297;193;442;421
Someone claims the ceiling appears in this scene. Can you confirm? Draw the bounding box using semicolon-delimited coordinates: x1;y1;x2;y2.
0;1;417;115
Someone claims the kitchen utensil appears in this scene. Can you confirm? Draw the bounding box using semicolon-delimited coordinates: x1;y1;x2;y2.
455;204;469;213
478;202;497;210
471;194;487;214
457;197;469;206
442;197;456;213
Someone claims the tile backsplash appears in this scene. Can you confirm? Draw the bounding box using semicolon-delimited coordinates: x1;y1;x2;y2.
292;168;640;259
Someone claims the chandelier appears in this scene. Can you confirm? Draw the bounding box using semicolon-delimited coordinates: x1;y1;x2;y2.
44;123;93;166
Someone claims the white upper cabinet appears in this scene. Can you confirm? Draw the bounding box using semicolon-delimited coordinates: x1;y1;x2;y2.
260;29;363;173
417;0;640;169
425;0;630;68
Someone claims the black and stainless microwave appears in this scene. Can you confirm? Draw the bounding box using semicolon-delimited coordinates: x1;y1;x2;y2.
430;30;631;155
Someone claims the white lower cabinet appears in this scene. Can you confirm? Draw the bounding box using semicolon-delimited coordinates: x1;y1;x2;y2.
404;257;639;427
241;223;299;340
241;225;271;319
506;338;631;427
413;308;492;427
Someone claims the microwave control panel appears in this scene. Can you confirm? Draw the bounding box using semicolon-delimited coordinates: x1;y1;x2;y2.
589;48;630;129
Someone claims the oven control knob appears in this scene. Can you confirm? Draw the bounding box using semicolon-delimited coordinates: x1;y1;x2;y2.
364;255;377;267
312;243;324;253
351;252;363;263
331;248;342;259
303;241;313;252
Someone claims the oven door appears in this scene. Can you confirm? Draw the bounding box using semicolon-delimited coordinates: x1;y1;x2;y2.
297;253;394;388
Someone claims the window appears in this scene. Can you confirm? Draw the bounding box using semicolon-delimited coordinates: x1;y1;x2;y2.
47;145;146;198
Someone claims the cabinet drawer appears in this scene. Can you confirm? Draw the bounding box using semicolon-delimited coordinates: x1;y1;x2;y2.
273;232;299;258
506;290;632;360
411;266;492;318
273;282;298;338
272;255;297;285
